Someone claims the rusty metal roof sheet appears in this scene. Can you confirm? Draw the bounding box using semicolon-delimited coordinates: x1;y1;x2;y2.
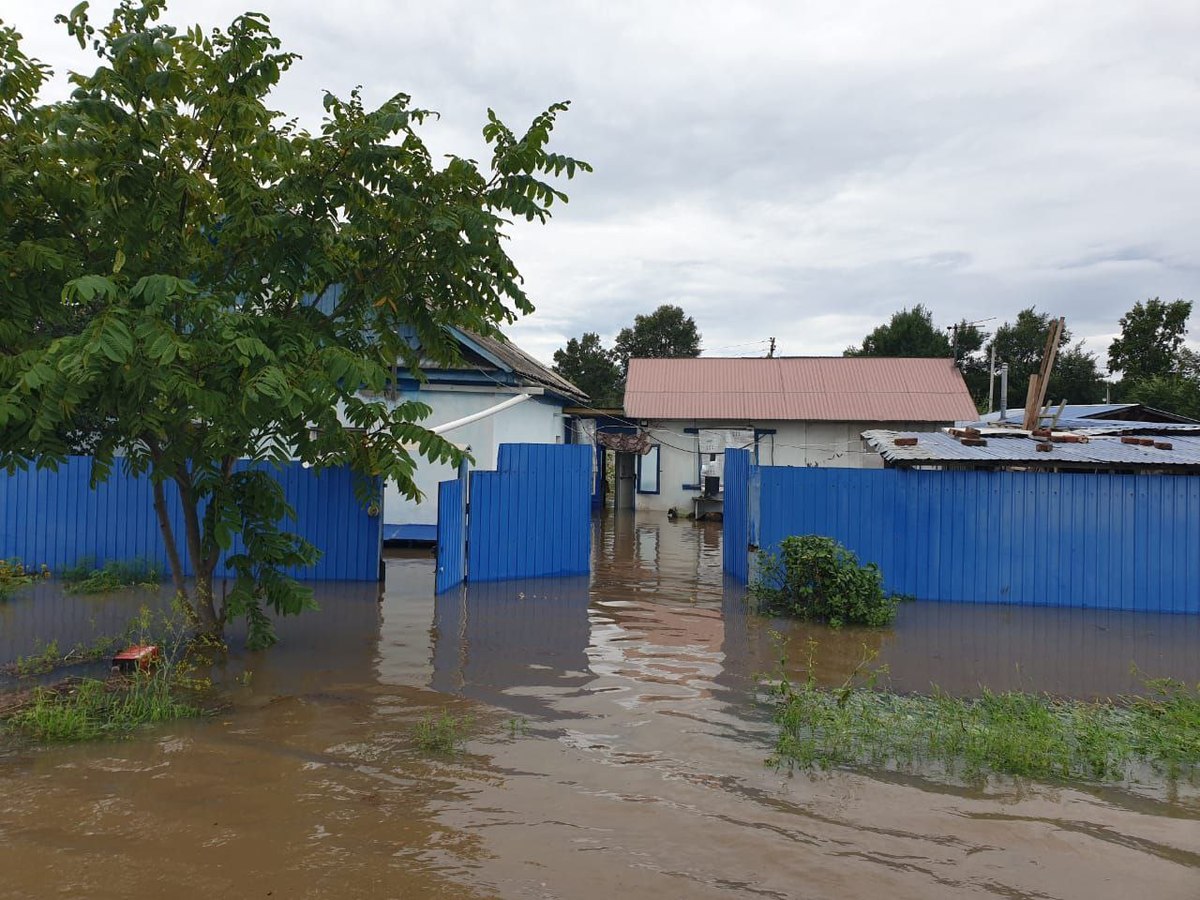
456;328;587;403
964;418;1200;436
864;429;1200;469
623;357;977;422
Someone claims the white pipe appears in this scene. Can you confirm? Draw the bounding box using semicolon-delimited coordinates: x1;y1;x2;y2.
431;393;533;436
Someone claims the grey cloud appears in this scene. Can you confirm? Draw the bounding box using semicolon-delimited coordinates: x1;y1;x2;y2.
10;0;1200;373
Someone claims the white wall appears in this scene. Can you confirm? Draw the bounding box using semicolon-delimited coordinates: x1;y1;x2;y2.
634;419;946;513
383;387;565;528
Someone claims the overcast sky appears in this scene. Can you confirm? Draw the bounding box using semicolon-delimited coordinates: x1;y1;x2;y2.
9;0;1200;371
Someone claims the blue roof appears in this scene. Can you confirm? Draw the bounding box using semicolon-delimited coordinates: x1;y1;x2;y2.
977;403;1135;424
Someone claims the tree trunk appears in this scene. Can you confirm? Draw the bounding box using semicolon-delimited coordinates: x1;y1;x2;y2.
175;471;221;637
151;477;187;598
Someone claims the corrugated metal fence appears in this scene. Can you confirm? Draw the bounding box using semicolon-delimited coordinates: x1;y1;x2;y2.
467;444;592;582
725;464;1200;613
435;478;467;594
436;443;592;591
0;457;381;581
722;448;750;581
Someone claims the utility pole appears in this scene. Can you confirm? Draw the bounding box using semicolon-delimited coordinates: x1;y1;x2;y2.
767;337;776;358
987;342;997;414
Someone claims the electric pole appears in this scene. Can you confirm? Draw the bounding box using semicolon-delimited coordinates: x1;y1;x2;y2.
767;337;776;358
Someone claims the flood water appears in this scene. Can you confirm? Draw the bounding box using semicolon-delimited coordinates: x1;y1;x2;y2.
1;514;1198;898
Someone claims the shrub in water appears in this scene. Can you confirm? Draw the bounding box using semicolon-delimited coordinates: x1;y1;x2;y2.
412;709;473;754
751;535;897;627
61;557;163;594
0;558;49;600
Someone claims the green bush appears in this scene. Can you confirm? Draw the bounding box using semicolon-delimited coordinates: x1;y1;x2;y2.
61;557;163;594
0;558;49;600
751;535;897;627
412;708;474;754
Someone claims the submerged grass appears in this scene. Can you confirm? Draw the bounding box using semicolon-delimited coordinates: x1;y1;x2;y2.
767;640;1200;784
6;673;204;742
412;709;473;754
1;604;215;743
0;558;50;600
60;557;163;594
4;633;128;677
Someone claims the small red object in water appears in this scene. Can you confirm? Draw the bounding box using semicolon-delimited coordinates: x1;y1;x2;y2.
112;645;160;674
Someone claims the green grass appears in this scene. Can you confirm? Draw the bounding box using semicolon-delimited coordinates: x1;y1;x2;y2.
767;641;1200;783
504;716;530;738
412;709;473;754
4;633;127;677
60;557;163;594
2;604;213;744
0;558;48;600
4;672;204;742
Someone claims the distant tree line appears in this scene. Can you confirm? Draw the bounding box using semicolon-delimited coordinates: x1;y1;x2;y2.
552;297;1199;421
845;299;1197;417
552;304;700;407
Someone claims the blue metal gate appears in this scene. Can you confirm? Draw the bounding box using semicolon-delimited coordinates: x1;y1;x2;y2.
722;448;751;581
434;443;592;592
435;476;467;593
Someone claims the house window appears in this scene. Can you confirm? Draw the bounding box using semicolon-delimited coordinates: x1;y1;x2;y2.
637;445;660;494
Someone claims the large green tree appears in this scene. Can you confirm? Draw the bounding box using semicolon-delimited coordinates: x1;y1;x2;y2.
846;305;988;404
612;304;701;369
0;2;588;645
1107;297;1192;383
1106;297;1198;418
845;304;952;357
552;332;620;406
1124;349;1200;419
988;308;1105;411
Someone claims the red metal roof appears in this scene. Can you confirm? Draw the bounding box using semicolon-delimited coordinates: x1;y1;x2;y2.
623;357;978;422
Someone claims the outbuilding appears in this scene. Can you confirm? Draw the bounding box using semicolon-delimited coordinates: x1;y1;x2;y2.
620;356;977;514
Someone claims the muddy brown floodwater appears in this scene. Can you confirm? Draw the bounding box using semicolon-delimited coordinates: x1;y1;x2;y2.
1;514;1198;899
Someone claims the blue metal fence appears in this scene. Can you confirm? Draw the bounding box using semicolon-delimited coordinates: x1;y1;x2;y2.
435;477;467;593
732;465;1200;613
722;448;751;581
0;457;381;581
465;443;592;582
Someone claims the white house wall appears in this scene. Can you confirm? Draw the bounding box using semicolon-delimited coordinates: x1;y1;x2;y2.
636;419;945;513
383;388;566;528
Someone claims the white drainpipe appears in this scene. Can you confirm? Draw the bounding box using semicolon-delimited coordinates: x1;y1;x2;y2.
431;393;533;436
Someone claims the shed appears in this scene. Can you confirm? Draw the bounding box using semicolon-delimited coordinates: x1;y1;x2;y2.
620;356;977;513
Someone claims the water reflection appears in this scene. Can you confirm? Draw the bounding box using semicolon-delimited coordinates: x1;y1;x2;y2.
422;513;1200;710
0;515;1198;898
430;576;592;718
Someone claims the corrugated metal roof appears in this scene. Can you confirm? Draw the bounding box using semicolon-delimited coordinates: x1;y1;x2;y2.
965;418;1200;435
457;329;587;403
978;403;1135;423
977;403;1198;427
863;429;1200;469
623;357;977;422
